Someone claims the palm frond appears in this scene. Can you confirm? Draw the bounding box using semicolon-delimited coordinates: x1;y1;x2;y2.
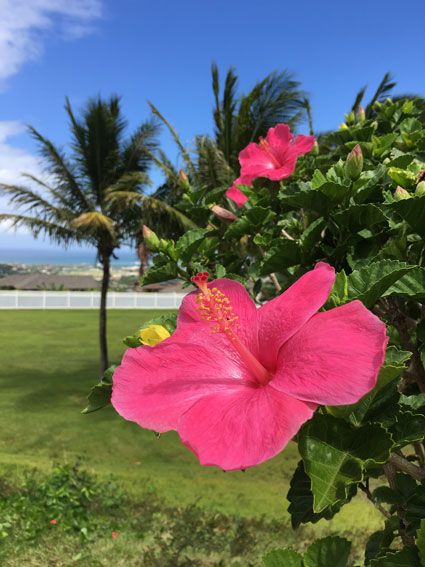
121;119;160;174
351;85;367;113
366;72;397;115
28;125;94;212
0;213;78;245
0;184;72;222
195;136;234;188
148;101;196;178
72;211;116;238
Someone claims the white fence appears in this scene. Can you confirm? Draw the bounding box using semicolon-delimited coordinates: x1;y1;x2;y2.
0;291;185;310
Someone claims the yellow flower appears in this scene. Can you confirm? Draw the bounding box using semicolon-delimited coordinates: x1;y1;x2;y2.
139;324;171;346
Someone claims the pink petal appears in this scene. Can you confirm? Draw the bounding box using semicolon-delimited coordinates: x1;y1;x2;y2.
257;262;335;371
259;156;298;181
239;142;275;172
177;278;259;358
289;134;315;157
272;300;388;405
265;123;293;148
226;185;249;207
111;341;250;433
178;385;316;470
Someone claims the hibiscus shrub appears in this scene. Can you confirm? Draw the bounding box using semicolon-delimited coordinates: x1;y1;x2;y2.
86;97;425;566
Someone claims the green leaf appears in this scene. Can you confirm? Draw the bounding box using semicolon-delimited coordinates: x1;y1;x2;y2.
303;536;351;567
333;203;386;232
299;414;394;512
82;365;116;414
224;206;276;239
399;394;425;410
315;181;349;202
370;546;420;566
175;228;210;260
390;410;425;446
259;240;301;275
406;486;425;531
390;195;425;239
383;268;425;300
324;270;348;308
287;461;354;528
417;519;425;567
141;261;178;285
345;260;415;307
300;218;326;252
263;549;303;567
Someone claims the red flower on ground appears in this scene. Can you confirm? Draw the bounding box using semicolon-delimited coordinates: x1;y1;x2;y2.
112;264;387;471
226;123;315;206
111;531;119;539
50;519;57;525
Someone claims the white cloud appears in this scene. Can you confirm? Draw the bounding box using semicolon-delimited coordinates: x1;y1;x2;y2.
0;0;102;85
0;120;43;233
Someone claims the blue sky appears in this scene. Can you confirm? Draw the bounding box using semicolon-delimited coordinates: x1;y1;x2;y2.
1;0;424;253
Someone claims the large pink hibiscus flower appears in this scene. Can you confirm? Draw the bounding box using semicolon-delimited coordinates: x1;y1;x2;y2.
112;263;387;471
226;123;315;207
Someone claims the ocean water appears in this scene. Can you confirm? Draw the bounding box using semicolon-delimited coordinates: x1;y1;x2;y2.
0;247;139;267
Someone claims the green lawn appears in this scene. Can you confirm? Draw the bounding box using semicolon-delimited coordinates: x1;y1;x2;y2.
0;310;383;540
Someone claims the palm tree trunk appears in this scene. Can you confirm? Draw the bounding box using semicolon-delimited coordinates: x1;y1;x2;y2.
99;253;110;375
137;240;149;278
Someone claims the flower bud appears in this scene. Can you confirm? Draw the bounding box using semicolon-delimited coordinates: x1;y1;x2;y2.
311;140;319;155
415;181;425;196
345;144;363;180
139;324;171;346
357;107;366;122
210;205;237;222
394;186;411;201
178;169;190;190
339;122;348;130
142;225;160;249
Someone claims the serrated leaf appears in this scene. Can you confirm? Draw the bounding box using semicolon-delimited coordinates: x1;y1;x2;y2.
287;461;354;528
259;240;301;275
369;547;420;566
346;260;415;307
141;261;178;285
175;228;210;260
390;410;425;446
383;268;425;300
82;365;116;414
303;536;351;567
300;218;326;252
333;204;386;232
263;549;303;567
324;270;348;308
299;414;394;512
390;195;425;239
399;394;425;410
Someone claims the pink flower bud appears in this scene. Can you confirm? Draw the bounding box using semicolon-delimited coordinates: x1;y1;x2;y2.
210;205;237;222
345;144;363;179
394;186;411;201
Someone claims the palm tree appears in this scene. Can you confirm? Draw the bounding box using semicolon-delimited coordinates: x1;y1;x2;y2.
0;96;163;375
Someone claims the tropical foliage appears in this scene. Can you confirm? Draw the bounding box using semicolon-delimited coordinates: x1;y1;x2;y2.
89;96;425;565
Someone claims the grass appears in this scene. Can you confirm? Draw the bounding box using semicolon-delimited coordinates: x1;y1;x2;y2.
0;309;384;561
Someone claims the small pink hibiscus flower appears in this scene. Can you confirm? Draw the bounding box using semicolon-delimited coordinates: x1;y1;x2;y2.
226;123;315;207
112;263;387;471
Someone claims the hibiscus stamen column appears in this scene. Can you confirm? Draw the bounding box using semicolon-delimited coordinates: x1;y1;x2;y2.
191;273;271;386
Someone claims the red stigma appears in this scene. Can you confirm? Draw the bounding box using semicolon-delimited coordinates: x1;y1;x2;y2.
191;272;209;284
